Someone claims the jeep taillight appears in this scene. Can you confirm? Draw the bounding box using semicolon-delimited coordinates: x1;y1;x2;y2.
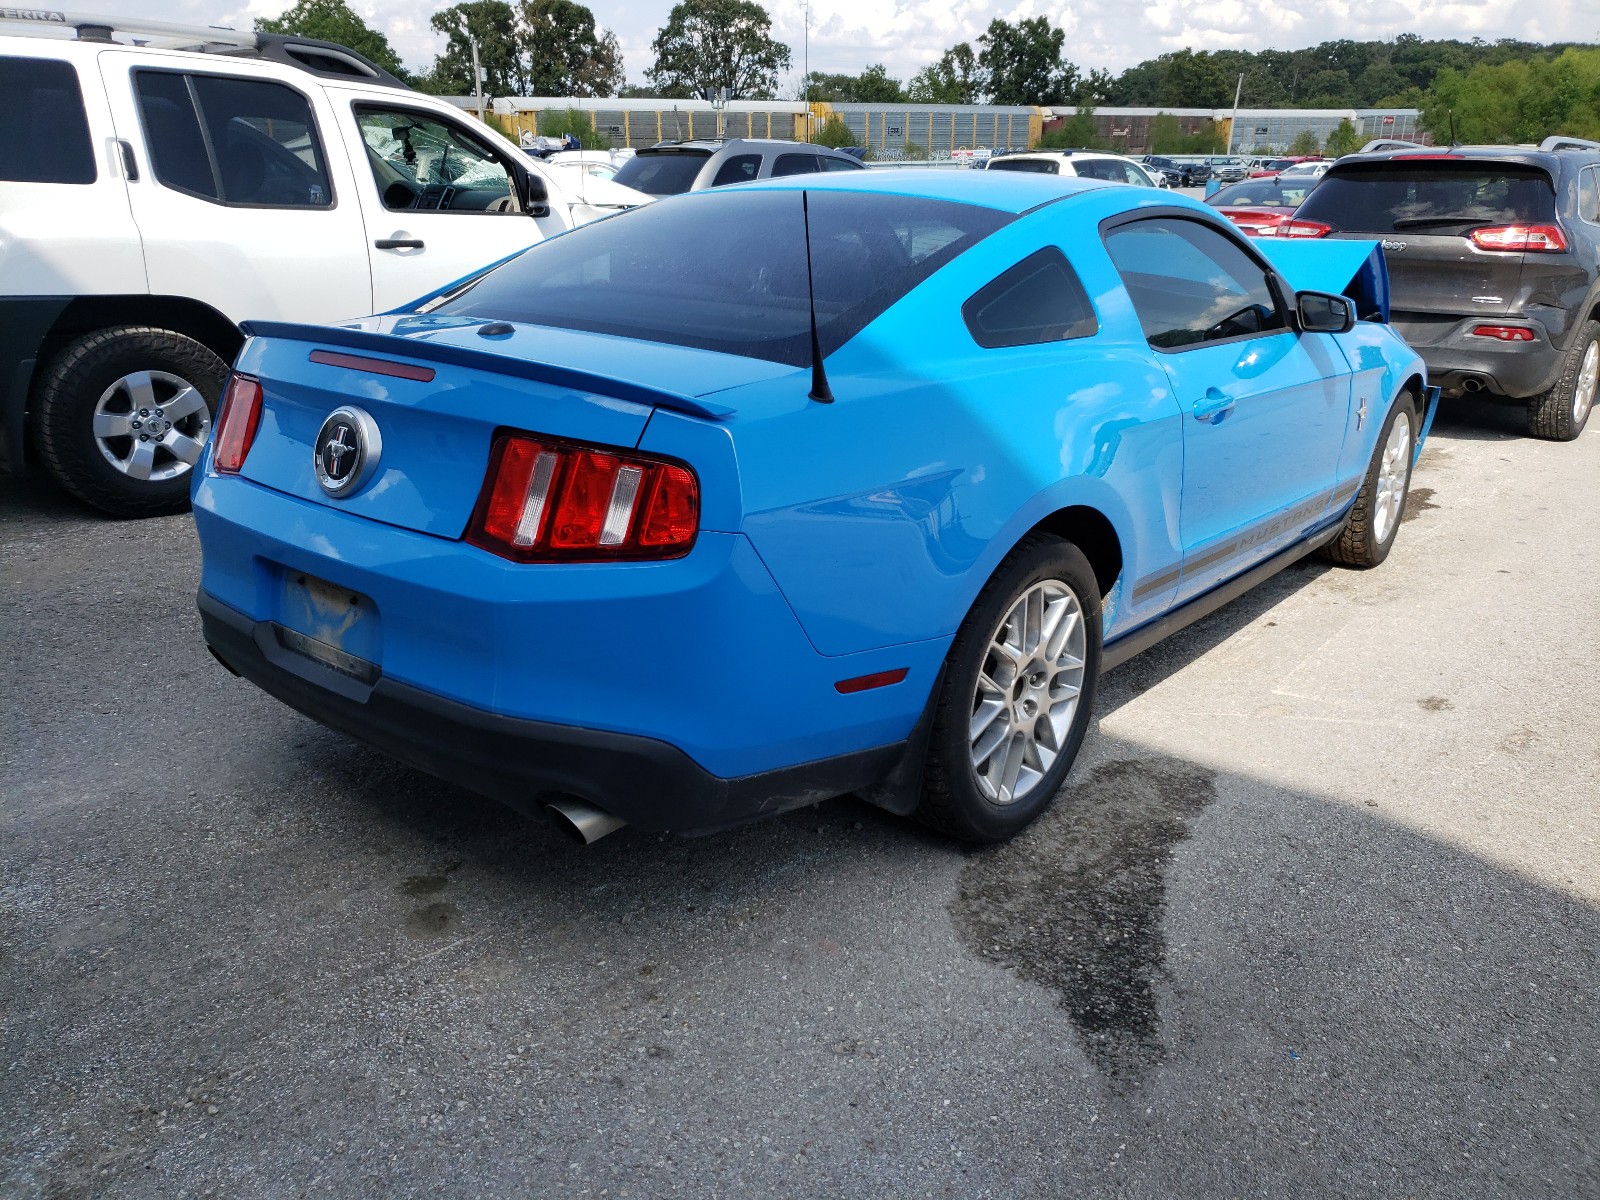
467;432;699;562
1275;219;1333;238
212;373;262;474
1469;224;1568;253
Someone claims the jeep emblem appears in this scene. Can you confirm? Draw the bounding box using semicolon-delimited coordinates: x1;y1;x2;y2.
1381;239;1407;251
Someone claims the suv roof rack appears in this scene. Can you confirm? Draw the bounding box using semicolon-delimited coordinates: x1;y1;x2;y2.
0;9;407;88
1539;135;1600;153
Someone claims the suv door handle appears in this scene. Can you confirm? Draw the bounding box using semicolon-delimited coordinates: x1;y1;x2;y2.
374;237;424;250
1194;387;1236;424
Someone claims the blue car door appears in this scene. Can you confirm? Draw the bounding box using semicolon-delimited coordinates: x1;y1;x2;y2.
1103;215;1351;602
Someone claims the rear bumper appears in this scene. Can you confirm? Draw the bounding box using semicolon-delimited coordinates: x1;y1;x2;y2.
1395;317;1566;399
199;591;903;834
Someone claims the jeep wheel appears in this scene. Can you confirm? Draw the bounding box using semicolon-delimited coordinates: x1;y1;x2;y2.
1526;320;1597;442
36;326;227;517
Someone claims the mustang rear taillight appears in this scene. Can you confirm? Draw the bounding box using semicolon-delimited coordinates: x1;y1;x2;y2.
1469;224;1568;253
468;432;699;562
212;373;262;474
1470;325;1537;342
1275;219;1333;239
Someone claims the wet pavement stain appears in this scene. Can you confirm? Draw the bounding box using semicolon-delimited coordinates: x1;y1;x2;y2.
400;859;463;896
1418;696;1454;712
1402;487;1439;523
405;901;459;938
950;757;1217;1079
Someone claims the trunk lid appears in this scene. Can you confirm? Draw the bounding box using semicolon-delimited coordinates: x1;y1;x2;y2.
231;316;786;537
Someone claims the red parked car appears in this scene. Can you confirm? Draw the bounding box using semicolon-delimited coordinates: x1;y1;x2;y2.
1204;176;1321;236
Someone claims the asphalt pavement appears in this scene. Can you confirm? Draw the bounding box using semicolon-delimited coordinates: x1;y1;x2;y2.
2;396;1597;1198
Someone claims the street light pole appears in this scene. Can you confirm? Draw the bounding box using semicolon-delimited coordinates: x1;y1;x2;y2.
1226;72;1242;157
468;33;485;119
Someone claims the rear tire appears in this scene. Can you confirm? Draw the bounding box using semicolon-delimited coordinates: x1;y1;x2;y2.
35;326;226;518
1526;320;1597;442
915;535;1102;844
1324;394;1417;568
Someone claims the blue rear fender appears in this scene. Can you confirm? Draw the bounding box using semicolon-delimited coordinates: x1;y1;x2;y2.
713;199;1188;658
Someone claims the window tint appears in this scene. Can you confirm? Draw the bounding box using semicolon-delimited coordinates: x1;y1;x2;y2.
612;151;708;195
963;248;1097;349
822;154;864;171
1121;163;1149;186
1579;167;1600;224
136;72;332;206
1295;162;1557;233
1073;159;1118;181
0;57;95;184
433;190;1012;366
711;153;761;187
356;107;513;211
1105;218;1285;350
988;158;1059;175
1208;179;1315;208
771;153;824;178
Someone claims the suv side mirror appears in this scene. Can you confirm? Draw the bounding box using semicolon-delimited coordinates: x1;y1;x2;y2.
1296;290;1355;334
520;171;550;218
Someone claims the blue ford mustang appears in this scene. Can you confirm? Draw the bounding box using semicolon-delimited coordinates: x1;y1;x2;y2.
194;171;1436;843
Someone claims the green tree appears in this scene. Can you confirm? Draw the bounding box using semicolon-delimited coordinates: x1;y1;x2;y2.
1289;129;1321;154
645;0;791;100
979;16;1076;106
812;114;855;147
1423;48;1600;144
1148;111;1183;153
531;106;612;148
520;0;622;96
255;0;406;77
1038;108;1106;150
907;43;984;104
424;0;524;95
1324;117;1362;156
801;64;903;102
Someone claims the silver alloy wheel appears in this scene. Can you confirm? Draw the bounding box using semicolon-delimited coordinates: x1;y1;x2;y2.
1574;340;1598;426
968;579;1087;806
1372;408;1414;546
92;369;211;482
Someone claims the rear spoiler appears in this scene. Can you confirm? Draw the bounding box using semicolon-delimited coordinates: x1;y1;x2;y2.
1256;238;1391;323
239;320;735;421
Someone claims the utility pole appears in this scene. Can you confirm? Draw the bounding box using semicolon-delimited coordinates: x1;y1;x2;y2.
1226;72;1243;156
803;1;810;141
468;33;485;119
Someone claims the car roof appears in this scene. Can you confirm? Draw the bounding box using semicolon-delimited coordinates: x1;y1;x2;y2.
642;138;847;154
730;167;1120;213
1332;146;1600;172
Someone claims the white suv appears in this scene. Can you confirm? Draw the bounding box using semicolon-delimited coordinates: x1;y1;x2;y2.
0;13;616;516
985;150;1163;187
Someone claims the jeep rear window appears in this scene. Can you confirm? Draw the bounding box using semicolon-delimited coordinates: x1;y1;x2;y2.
433;189;1012;366
0;57;95;185
612;151;709;196
1295;161;1556;234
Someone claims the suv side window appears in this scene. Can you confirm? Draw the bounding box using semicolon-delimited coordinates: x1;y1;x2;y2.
711;153;761;187
963;248;1098;349
1580;167;1600;224
1105;217;1285;350
0;57;95;184
135;71;333;207
771;153;824;178
355;106;516;212
822;155;864;171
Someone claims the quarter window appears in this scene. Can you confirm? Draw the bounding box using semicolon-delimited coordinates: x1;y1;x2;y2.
1579;167;1600;225
771;153;824;178
135;71;332;207
0;57;95;184
963;248;1097;349
821;155;864;171
355;107;516;212
711;153;761;187
1105;218;1285;350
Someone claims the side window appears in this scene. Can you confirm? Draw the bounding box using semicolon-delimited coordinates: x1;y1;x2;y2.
1104;217;1286;350
135;71;332;206
963;247;1098;349
356;107;516;212
1580;167;1600;224
0;56;96;184
1122;163;1150;186
822;155;864;171
770;153;823;178
1074;160;1115;181
711;153;761;187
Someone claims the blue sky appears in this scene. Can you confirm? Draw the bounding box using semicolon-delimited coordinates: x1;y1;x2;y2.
58;0;1600;94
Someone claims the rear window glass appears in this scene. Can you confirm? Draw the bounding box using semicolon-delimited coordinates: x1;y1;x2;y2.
0;56;96;184
1208;179;1316;208
612;151;708;195
434;189;1012;366
989;159;1059;175
1296;161;1556;234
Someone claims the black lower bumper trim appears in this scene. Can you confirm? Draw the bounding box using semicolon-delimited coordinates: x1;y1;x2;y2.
198;591;905;835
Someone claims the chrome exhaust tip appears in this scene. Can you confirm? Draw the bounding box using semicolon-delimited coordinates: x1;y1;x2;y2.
544;797;627;844
1461;376;1485;393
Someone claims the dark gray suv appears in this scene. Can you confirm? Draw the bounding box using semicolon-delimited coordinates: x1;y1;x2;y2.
1287;137;1600;440
612;138;866;197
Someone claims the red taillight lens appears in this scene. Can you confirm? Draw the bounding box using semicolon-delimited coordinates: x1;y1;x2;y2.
1470;325;1537;342
468;432;699;562
1469;224;1568;253
1275;219;1333;239
212;373;262;474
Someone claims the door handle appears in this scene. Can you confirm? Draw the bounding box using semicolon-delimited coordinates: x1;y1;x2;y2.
116;139;138;181
1193;387;1236;424
374;237;424;250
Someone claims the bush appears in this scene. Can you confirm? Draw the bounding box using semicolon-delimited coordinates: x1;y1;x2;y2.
532;108;612;151
812;114;856;148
